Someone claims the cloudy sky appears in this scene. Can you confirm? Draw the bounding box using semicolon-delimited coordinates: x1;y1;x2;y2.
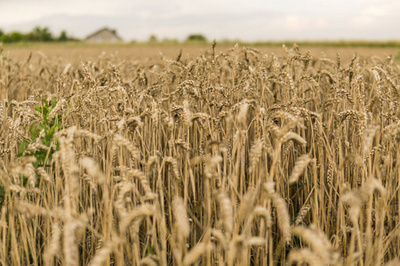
0;0;399;41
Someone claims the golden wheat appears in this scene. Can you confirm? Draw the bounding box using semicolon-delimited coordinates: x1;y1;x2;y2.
0;43;399;265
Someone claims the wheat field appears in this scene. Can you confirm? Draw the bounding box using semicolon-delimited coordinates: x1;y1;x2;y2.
0;43;400;265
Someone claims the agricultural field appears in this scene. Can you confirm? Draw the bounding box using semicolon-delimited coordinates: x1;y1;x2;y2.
0;42;400;265
3;42;398;64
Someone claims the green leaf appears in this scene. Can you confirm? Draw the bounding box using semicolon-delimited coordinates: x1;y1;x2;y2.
17;140;29;157
42;105;49;116
51;97;57;108
42;99;49;106
46;123;57;141
146;246;155;256
33;150;47;167
39;124;46;130
29;124;39;137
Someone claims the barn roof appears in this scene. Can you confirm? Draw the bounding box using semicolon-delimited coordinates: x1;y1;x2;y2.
85;27;123;41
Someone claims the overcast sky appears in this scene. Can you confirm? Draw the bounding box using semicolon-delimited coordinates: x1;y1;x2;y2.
0;0;399;41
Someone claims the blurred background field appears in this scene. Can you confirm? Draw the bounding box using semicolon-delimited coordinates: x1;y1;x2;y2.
2;41;399;64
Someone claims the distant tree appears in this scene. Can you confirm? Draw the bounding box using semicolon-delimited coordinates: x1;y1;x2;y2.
58;30;68;42
1;32;26;43
27;26;53;42
0;27;79;43
1;34;9;43
186;34;207;42
148;34;158;43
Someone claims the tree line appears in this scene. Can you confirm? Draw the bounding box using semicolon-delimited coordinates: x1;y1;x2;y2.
0;27;209;44
0;27;77;43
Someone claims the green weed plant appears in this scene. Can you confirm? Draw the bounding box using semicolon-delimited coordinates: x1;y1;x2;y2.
18;97;62;169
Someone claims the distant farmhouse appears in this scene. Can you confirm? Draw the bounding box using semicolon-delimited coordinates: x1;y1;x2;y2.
85;27;123;43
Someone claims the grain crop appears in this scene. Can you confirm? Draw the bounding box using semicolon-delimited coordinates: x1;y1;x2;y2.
1;43;400;265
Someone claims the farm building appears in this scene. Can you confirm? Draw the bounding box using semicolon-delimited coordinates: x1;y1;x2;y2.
85;27;123;43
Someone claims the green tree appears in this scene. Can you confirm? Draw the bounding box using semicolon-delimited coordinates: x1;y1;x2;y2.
27;26;53;42
1;32;26;43
186;34;207;42
58;30;68;42
148;34;158;43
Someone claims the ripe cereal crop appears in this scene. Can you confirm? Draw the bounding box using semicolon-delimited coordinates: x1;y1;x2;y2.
0;43;400;265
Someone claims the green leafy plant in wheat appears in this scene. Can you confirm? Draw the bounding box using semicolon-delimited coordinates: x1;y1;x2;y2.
0;97;63;206
18;97;62;172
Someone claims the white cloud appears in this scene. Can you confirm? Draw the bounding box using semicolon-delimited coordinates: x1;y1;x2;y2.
285;16;309;30
0;0;133;25
351;0;400;28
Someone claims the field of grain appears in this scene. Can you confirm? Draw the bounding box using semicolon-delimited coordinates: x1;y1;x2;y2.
3;42;398;64
1;43;400;265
